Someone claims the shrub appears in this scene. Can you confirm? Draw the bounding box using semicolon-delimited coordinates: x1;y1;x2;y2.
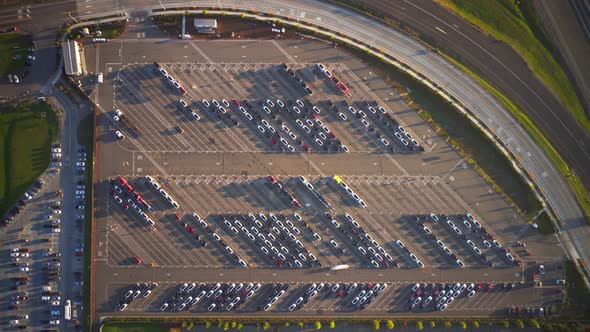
386;320;394;329
330;320;335;329
263;322;270;330
459;321;467;329
315;321;322;330
429;321;436;328
373;320;380;330
416;321;424;330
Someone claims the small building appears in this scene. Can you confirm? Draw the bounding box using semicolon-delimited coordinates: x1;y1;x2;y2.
194;18;217;33
62;41;82;76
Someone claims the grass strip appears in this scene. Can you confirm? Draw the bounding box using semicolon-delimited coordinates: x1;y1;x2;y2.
101;321;171;332
436;0;590;136
0;32;32;77
563;260;590;318
0;100;58;216
442;54;590;224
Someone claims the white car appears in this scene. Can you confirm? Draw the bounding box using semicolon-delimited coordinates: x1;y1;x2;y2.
179;99;188;107
115;131;125;140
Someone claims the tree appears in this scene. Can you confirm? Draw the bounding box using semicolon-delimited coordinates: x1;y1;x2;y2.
284;322;290;327
529;319;540;328
416;321;424;330
315;321;322;330
263;322;271;330
444;321;452;328
223;322;229;331
298;322;304;328
459;322;467;330
386;320;394;329
237;323;244;330
515;319;524;329
373;320;380;330
503;321;510;328
231;322;237;328
472;321;479;329
330;320;336;329
182;321;188;328
429;321;436;328
205;321;212;328
187;321;194;330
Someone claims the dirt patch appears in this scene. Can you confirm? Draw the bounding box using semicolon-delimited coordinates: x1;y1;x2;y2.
153;15;299;40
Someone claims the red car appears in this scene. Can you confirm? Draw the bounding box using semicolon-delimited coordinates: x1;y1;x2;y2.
123;183;133;192
232;99;240;106
173;213;181;221
301;144;310;152
292;199;301;208
185;224;195;234
134;256;142;264
271;138;278;145
336;289;344;297
274;259;282;268
75;252;83;257
178;86;187;94
328;132;336;139
267;176;277;183
117;177;127;186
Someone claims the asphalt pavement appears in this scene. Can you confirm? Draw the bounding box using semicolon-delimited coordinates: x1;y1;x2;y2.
65;0;590;289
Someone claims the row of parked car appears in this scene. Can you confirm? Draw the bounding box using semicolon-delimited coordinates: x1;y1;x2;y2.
216;212;319;269
1;177;45;227
158;282;262;312
328;212;397;268
115;283;159;311
189;212;245;267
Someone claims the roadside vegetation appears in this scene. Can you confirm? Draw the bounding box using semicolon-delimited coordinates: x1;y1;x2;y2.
563;260;590;319
436;0;589;135
0;100;58;216
67;19;127;40
0;33;33;77
101;321;170;332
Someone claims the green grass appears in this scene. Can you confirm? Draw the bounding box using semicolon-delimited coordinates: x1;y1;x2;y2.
0;33;32;77
563;260;590;319
436;0;590;141
535;210;556;235
0;100;58;216
442;54;590;224
101;322;170;332
341;46;542;220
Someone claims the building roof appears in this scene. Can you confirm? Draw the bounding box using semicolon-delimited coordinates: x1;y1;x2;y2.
62;41;81;76
194;18;217;31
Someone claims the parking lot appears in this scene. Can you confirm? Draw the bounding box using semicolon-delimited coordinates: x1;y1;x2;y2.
112;61;424;155
103;280;559;317
104;174;517;270
87;33;565;319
